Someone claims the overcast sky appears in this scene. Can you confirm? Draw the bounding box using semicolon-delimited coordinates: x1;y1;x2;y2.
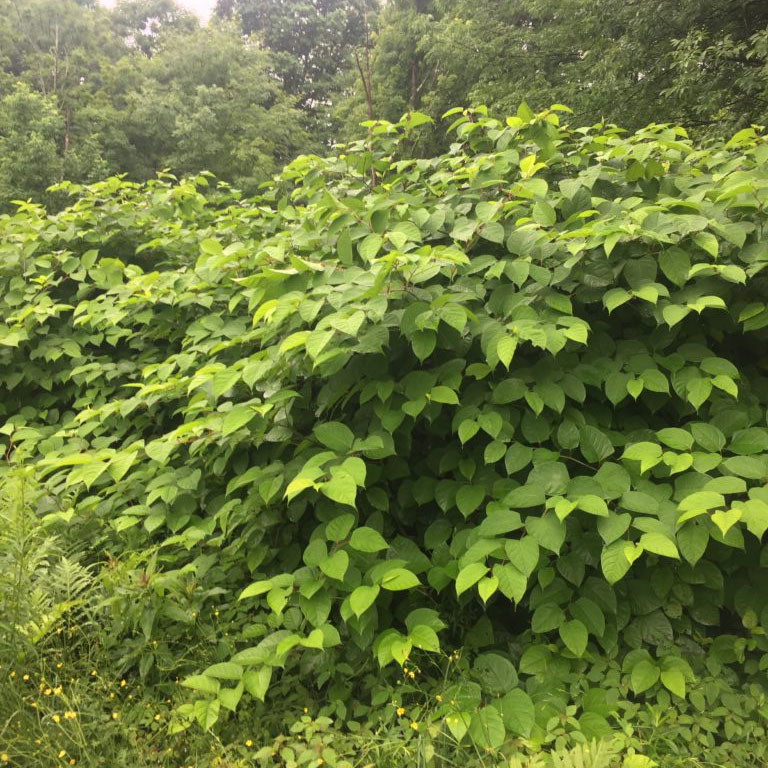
99;0;217;21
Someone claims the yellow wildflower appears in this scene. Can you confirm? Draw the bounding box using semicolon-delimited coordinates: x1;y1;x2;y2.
52;714;61;723
154;714;161;721
120;680;126;688
245;740;253;747
396;707;405;716
435;694;443;702
22;675;29;681
410;721;419;731
64;712;77;720
59;751;67;758
1;755;8;763
111;712;119;720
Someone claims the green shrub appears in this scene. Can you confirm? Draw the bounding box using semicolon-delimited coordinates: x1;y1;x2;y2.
0;105;767;763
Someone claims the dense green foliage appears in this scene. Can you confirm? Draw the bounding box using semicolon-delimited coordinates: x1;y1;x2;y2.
0;0;308;206
2;106;768;765
354;0;768;137
215;0;378;141
3;0;768;207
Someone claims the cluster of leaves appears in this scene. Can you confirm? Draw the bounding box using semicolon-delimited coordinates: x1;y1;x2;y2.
2;105;768;761
0;470;664;766
336;0;768;144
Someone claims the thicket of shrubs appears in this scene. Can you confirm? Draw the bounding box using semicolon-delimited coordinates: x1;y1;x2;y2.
1;106;768;766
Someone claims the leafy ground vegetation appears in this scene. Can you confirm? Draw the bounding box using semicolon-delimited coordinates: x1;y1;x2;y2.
1;106;768;767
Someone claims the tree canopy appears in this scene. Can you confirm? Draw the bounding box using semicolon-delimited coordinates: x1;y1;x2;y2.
2;0;768;206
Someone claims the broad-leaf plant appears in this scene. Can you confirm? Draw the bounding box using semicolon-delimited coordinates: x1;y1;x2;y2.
1;105;767;752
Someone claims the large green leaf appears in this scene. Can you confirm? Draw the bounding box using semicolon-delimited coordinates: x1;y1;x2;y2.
468;706;506;750
532;602;565;633
349;526;388;552
194;698;220;731
456;563;489;596
320;471;357;507
559;619;588;656
499;688;535;737
222;404;255;436
314;422;355;452
660;667;686;698
379;568;420;591
631;660;660;694
349;585;380;618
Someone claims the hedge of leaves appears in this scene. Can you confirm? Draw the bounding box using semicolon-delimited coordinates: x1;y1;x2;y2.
2;106;768;757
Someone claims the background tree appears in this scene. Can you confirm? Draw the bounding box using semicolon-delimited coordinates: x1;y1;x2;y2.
421;0;768;134
370;0;437;118
2;0;768;206
0;0;122;201
110;0;198;56
334;0;768;145
133;24;309;191
0;85;64;203
215;0;378;146
0;0;308;204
